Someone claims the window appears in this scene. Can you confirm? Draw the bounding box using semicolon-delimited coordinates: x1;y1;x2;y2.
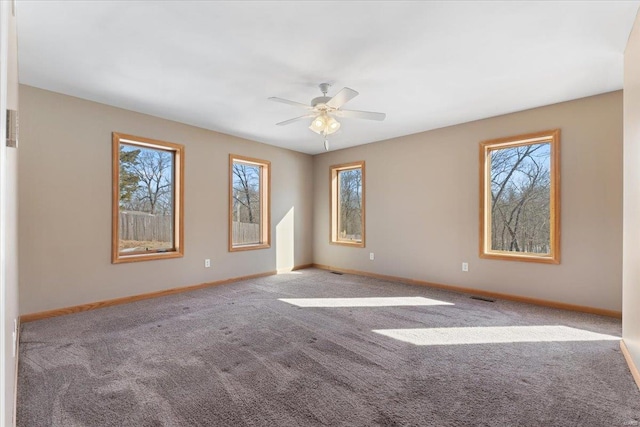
229;155;270;251
112;133;184;263
331;161;365;247
479;129;560;263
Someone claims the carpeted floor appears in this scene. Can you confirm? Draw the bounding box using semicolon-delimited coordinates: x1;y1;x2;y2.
17;269;640;426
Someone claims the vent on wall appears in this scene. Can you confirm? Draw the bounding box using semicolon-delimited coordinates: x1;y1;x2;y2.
6;109;17;148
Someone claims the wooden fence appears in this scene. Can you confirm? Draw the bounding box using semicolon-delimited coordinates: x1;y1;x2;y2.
232;221;260;244
119;213;259;245
120;212;172;242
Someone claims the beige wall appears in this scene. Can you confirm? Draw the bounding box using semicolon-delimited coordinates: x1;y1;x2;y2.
314;91;623;312
18;88;624;314
18;85;314;315
623;11;640;378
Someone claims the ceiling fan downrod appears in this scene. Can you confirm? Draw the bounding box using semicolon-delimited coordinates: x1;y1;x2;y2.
319;83;331;96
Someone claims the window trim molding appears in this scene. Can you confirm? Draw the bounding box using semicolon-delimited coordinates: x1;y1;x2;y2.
112;132;185;264
479;129;560;264
330;160;366;248
228;154;271;252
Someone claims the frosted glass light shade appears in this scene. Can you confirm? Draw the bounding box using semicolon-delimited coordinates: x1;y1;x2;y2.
309;114;340;135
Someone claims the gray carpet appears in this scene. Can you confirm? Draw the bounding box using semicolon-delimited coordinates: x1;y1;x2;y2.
17;269;640;426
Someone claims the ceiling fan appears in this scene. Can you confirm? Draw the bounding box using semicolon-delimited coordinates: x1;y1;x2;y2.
269;83;386;151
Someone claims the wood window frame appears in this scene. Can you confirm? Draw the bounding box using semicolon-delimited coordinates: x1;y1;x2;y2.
229;154;271;252
330;161;366;247
479;129;560;264
112;132;184;264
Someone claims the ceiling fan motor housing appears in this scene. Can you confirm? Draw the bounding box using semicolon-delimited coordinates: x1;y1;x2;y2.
311;96;332;108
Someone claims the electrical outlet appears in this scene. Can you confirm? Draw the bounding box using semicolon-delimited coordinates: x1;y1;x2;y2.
369;252;375;261
204;259;211;268
462;262;469;272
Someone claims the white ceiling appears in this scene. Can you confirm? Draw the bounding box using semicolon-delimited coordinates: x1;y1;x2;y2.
16;1;640;155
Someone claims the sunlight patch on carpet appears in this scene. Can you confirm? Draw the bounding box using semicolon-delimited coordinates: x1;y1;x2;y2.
279;296;454;308
372;325;620;345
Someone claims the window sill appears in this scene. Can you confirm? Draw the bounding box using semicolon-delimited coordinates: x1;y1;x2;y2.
229;243;271;252
480;251;559;264
112;250;183;264
330;240;365;248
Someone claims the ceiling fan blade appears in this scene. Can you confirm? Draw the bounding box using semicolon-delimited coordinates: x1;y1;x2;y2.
276;114;315;126
334;109;386;121
268;97;312;109
326;87;359;109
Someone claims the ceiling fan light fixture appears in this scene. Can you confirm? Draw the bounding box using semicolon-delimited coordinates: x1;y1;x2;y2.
309;114;340;135
326;116;340;134
309;114;328;134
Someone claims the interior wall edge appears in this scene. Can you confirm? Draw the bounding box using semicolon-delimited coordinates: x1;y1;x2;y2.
12;317;19;426
621;340;640;391
312;264;622;319
622;5;640;385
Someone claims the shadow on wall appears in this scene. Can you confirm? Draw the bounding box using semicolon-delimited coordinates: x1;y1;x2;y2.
276;207;295;273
